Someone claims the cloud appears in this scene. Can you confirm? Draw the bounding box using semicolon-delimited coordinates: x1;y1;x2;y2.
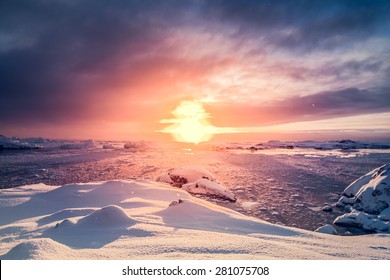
203;0;390;52
207;87;390;126
0;0;389;139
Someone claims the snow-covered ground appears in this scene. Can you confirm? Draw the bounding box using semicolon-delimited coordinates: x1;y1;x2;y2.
1;179;390;260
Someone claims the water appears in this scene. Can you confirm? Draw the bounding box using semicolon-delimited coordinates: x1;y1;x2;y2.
1;144;389;232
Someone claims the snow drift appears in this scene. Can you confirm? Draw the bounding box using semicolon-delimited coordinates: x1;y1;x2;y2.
1;179;390;259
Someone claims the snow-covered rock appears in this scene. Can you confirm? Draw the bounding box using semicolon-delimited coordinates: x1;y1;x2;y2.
157;165;216;186
315;224;337;235
343;167;380;197
102;144;115;149
59;140;96;149
334;210;389;232
336;163;390;214
157;166;235;201
378;207;390;221
0;135;42;149
182;178;236;202
322;206;333;212
334;163;390;233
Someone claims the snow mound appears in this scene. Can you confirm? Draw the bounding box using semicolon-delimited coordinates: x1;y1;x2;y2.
1;238;72;260
334;163;390;233
157;166;235;201
77;205;136;228
41;205;138;248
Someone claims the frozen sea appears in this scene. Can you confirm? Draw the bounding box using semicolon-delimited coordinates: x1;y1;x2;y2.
1;139;390;233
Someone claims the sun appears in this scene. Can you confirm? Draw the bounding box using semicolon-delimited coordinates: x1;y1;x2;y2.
159;100;217;144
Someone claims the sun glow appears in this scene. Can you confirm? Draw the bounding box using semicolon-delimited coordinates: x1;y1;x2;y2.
160;100;218;144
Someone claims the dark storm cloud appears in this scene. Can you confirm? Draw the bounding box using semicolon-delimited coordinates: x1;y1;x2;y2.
203;0;390;51
0;0;197;124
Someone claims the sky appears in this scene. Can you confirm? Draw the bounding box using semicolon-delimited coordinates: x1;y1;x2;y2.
1;0;390;142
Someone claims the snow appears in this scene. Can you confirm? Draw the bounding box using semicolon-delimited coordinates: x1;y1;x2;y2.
315;225;337;235
0;135;42;149
343;167;379;197
334;163;390;233
157;166;235;201
182;179;236;202
0;135;98;150
334;210;389;232
1;179;390;259
157;165;216;184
